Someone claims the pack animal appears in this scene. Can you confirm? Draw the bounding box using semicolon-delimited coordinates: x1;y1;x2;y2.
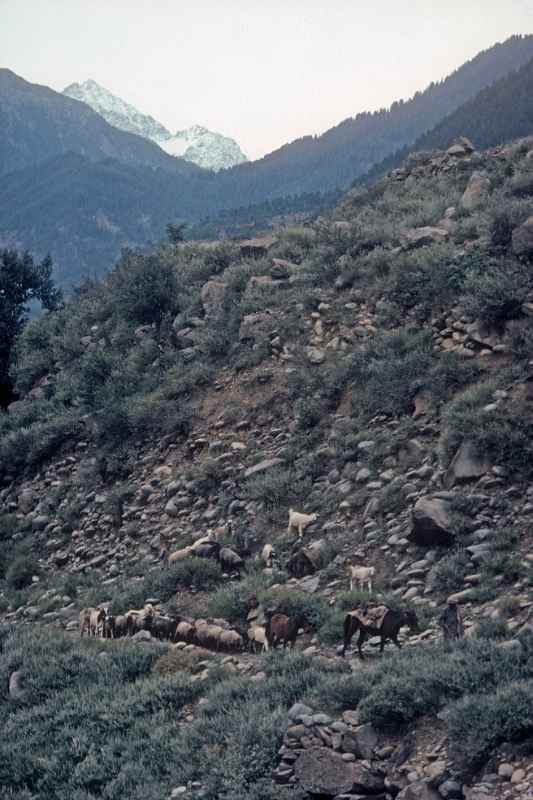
342;606;418;658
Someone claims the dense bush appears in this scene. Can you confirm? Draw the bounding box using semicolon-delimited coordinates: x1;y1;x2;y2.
5;554;38;590
448;679;533;767
462;256;529;326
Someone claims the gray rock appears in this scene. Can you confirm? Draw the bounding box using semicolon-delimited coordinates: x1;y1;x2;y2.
410;496;454;547
446;441;490;486
243;458;283;479
201;280;227;319
439;780;464;799
341;723;378;760
512;215;533;257
461;172;490;210
306;347;326;365
405;227;449;248
397;783;441;800
8;670;25;700
31;515;50;532
293;747;377;797
239;310;277;342
18;489;37;514
288;702;313;721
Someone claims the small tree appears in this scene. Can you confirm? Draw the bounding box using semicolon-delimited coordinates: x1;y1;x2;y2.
0;250;62;408
108;249;179;333
166;222;187;244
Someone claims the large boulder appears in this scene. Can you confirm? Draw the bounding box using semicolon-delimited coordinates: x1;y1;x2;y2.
293;747;384;796
461;172;490;210
404;227;449;249
294;748;355;796
447;137;475;157
410;496;454;547
512;215;533;258
200;281;227;319
445;440;490;486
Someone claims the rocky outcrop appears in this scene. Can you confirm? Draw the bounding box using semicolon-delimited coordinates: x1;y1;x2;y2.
200;281;227;319
461;172;490;210
404;227;449;249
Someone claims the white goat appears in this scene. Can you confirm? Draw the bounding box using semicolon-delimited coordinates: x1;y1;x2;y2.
247;624;269;653
345;562;375;592
287;508;318;539
261;543;275;569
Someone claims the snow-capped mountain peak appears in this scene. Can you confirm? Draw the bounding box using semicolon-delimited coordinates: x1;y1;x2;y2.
63;80;171;142
62;80;248;172
160;126;247;171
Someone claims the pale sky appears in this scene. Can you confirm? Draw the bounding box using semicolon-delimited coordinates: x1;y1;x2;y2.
2;0;533;159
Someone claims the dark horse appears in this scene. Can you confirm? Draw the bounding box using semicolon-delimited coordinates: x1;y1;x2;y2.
341;607;418;658
265;610;308;649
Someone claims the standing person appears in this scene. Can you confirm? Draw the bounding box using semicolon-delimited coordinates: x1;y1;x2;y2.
438;599;464;641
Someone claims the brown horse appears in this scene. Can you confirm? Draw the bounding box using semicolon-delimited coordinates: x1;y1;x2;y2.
342;607;418;658
265;611;307;649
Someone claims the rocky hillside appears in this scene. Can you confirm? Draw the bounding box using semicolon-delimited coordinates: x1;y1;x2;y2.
3;133;533;800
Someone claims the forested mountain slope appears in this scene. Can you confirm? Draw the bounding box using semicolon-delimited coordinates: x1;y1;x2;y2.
363;52;533;184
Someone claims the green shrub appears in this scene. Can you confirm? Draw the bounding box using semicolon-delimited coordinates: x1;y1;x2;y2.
346;329;436;418
474;618;509;640
432;550;471;595
5;555;38;590
244;466;311;516
259;589;330;630
448;680;533;767
442;382;533;475
462;257;528;327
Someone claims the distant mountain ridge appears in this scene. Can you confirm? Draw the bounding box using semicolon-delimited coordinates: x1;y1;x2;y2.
63;80;247;171
3;35;533;287
209;34;533;202
0;69;195;177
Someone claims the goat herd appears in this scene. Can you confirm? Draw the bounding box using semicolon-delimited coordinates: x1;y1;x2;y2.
79;602;311;654
77;509;422;658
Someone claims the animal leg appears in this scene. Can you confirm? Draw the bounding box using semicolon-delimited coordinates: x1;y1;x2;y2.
357;629;367;659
